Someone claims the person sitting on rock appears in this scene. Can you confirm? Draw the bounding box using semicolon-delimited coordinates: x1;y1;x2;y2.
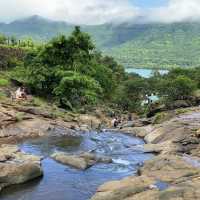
15;87;27;100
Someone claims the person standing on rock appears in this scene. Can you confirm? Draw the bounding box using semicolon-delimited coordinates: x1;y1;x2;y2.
111;118;118;128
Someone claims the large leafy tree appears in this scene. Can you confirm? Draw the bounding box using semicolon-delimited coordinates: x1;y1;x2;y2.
15;26;124;109
159;75;197;101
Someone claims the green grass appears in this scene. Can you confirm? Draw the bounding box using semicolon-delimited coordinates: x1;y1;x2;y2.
153;112;173;124
15;112;25;122
0;78;9;87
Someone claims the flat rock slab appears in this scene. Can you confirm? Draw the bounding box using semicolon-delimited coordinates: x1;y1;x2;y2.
91;155;200;200
51;152;112;170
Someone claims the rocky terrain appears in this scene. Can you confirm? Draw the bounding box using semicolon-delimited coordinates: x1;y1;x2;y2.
92;107;200;200
2;97;200;199
0;100;111;192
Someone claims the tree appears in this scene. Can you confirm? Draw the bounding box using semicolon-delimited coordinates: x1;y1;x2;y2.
39;26;94;71
10;36;17;46
12;26;124;110
113;76;148;111
159;75;197;101
0;34;6;45
53;71;102;108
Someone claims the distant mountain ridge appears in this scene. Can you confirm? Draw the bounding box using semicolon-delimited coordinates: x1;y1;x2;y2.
1;15;200;69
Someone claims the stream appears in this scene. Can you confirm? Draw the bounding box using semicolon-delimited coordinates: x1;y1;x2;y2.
0;130;153;200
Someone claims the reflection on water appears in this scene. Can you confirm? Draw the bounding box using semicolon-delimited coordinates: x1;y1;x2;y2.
0;131;153;200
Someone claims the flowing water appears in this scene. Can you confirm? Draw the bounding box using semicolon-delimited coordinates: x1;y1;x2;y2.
0;131;153;200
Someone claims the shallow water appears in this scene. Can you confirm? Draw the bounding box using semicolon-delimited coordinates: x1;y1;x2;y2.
0;131;153;200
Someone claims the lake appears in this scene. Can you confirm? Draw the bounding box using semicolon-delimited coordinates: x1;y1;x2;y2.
126;68;169;78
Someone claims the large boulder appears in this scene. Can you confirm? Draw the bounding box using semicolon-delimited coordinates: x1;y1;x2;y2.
139;155;200;182
0;145;43;192
51;152;112;170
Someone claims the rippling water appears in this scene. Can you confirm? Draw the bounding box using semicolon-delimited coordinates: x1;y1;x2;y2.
0;131;153;200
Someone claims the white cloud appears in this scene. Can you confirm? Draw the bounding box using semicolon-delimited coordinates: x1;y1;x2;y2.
148;0;200;23
52;0;140;24
1;0;200;24
0;0;139;24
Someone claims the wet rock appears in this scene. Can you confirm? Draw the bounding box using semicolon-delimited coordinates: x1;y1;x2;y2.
51;152;112;170
0;145;43;192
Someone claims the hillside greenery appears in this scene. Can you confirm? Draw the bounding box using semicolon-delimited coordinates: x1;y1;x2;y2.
9;27;126;111
1;26;200;115
1;16;200;69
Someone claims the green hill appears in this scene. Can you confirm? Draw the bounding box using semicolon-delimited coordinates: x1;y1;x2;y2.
1;16;200;69
105;23;200;69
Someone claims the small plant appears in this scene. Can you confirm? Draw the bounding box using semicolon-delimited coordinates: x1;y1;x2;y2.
31;97;47;107
15;112;25;122
0;91;7;100
153;112;172;124
0;78;9;87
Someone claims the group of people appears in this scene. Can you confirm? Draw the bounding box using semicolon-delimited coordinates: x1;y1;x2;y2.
111;117;122;128
111;113;133;128
15;86;27;100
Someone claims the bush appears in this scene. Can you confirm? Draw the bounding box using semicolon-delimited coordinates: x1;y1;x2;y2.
159;75;197;102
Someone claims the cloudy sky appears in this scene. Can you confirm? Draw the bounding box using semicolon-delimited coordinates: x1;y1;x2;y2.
0;0;200;24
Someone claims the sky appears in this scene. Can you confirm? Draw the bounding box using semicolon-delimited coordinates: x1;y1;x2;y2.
0;0;200;25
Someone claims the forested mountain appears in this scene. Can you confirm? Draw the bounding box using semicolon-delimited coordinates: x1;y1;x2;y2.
1;15;200;69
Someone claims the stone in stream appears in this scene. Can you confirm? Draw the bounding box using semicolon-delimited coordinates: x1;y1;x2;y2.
51;152;112;170
0;144;43;192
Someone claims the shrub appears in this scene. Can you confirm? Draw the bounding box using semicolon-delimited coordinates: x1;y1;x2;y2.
159;75;197;101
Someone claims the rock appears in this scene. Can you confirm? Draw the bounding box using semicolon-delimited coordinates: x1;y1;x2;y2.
14;106;55;119
147;104;166;118
121;125;154;138
91;155;200;200
92;107;200;200
79;124;90;132
171;100;190;109
77;115;102;130
91;175;156;200
143;141;178;154
51;152;112;170
0;162;42;185
139;155;200;183
0;145;43;192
